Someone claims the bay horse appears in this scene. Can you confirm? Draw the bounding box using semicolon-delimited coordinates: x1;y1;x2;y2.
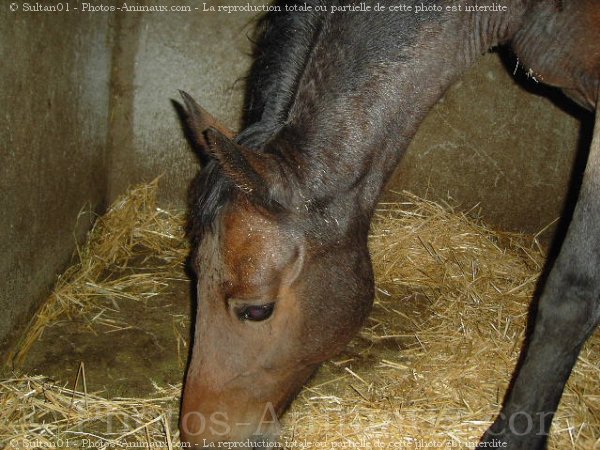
179;0;600;448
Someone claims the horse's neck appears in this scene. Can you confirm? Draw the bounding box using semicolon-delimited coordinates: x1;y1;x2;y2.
513;0;599;109
273;1;527;217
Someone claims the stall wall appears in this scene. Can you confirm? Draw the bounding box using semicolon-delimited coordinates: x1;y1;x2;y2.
0;4;111;352
390;54;583;234
106;1;256;207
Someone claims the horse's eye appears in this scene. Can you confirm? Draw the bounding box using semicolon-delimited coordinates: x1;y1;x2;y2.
236;303;275;322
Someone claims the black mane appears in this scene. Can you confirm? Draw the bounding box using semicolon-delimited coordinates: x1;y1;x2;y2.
186;0;328;242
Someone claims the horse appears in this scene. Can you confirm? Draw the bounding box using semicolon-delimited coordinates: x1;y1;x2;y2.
178;1;600;448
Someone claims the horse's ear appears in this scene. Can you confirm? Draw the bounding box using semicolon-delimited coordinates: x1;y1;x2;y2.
205;128;291;210
179;90;235;151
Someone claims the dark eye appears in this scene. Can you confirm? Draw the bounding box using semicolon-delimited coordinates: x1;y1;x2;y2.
236;303;275;322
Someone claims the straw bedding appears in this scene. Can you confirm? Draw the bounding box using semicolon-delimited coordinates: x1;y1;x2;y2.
7;178;188;368
1;182;598;449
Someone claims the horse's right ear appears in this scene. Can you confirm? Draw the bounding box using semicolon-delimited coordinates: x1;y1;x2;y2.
179;90;235;153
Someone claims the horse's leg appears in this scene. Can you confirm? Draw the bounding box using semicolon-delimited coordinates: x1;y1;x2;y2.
479;103;600;449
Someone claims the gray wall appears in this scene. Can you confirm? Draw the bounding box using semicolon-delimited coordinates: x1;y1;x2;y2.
389;53;582;233
0;2;111;352
0;1;582;355
106;1;256;207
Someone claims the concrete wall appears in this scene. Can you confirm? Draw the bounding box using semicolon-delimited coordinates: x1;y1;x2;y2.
0;2;583;355
388;53;583;234
106;0;256;207
0;2;112;352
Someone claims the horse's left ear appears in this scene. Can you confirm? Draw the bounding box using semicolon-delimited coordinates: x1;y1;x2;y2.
204;128;293;210
180;91;296;210
179;90;235;152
